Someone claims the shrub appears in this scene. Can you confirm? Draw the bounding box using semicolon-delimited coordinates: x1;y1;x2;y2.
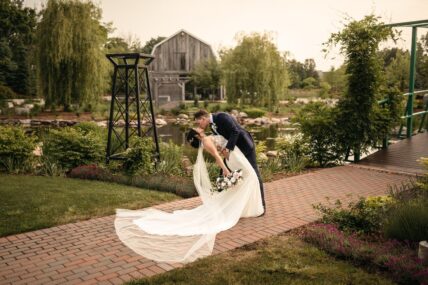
296;102;342;167
255;141;268;164
276;133;308;159
74;121;104;137
156;141;185;176
178;102;187;110
170;107;181;116
0;126;36;173
122;137;155;176
209;104;221;113
43;127;104;171
36;156;64;176
383;198;428;242
260;157;284;181
243;107;265;118
221;104;237;112
302;223;425;284
68;164;111;181
132;175;196;198
0;85;16;100
313;195;395;234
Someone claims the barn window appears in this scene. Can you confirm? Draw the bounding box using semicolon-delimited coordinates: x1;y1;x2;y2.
180;53;186;70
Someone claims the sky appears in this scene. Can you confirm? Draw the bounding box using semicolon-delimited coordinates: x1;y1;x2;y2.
24;0;428;71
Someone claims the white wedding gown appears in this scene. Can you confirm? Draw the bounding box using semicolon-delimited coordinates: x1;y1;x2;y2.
114;135;264;263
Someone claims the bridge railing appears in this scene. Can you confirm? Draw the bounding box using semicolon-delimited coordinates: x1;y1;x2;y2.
378;89;428;149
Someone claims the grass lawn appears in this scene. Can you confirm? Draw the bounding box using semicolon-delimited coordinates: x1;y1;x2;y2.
0;174;180;237
127;234;395;285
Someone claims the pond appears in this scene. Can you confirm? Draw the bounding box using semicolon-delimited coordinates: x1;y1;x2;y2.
156;123;298;150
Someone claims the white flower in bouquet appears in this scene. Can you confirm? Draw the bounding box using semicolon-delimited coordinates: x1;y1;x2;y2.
211;169;244;194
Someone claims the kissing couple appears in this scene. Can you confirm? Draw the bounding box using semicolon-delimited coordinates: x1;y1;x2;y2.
115;109;266;263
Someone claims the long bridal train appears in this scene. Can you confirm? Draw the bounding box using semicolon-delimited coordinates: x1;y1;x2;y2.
114;136;264;263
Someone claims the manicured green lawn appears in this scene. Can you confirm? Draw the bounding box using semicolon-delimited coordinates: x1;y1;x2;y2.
127;234;395;285
0;174;180;237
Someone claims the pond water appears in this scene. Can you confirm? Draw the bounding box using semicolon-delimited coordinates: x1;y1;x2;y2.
157;123;298;150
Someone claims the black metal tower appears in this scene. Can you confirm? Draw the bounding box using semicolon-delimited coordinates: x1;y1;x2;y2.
105;53;160;163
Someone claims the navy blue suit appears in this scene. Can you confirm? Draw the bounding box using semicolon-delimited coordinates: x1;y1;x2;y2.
211;112;266;209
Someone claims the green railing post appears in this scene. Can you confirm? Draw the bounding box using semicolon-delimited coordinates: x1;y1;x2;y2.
407;27;418;138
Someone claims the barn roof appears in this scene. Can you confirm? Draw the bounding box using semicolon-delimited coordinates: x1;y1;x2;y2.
151;29;215;56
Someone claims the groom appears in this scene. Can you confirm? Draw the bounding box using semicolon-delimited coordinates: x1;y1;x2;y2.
194;109;266;216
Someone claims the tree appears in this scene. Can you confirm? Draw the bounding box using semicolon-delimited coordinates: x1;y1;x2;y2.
416;32;428;89
191;58;221;99
384;50;410;91
105;37;129;53
325;15;400;158
141;36;166;54
287;58;319;88
0;0;37;96
322;65;347;95
36;0;109;110
220;32;289;110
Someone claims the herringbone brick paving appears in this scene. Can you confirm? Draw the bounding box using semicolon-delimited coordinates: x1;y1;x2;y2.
0;165;412;285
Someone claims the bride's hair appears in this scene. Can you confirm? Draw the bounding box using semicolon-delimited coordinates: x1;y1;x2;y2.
186;128;200;149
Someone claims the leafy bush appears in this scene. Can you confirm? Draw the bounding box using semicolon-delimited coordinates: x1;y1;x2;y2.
156;141;185;176
43;127;104;171
276;133;308;159
255;141;268;164
313;195;395;234
383;198;428;242
285;152;307;173
122;137;154;176
36;156;64;176
209;104;221;113
170;107;181;116
243;107;266;118
296;102;342;167
0;126;36;173
260;157;284;181
0;85;16;99
221;104;237;113
74;121;104;137
131;175;196;198
68;164;111;180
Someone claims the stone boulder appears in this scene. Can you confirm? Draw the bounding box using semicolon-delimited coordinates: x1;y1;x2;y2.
266;150;278;157
155;118;167;126
14;107;31;115
239;112;248;118
11;99;25;106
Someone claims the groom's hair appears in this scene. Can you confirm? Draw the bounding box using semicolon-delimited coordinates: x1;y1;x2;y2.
194;109;209;120
186;128;200;149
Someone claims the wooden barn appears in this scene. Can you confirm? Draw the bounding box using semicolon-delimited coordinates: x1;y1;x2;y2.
149;29;216;109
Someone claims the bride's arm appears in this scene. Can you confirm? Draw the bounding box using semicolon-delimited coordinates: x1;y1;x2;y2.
201;136;231;177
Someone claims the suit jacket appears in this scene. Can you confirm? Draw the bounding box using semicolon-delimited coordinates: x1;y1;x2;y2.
211;112;254;155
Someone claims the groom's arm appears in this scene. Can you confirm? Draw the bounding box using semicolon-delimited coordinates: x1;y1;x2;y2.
218;113;240;151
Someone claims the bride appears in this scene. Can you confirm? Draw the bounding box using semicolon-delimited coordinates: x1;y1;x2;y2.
114;127;264;263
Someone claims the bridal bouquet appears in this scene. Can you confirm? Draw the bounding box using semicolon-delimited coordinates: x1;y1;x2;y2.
212;169;243;193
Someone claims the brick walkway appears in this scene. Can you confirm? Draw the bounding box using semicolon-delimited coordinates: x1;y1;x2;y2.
0;165;412;285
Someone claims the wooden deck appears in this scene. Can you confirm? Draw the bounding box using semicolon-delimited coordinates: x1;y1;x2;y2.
356;132;428;175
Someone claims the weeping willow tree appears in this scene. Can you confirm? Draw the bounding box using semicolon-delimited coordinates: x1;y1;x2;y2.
220;32;289;111
36;0;109;110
